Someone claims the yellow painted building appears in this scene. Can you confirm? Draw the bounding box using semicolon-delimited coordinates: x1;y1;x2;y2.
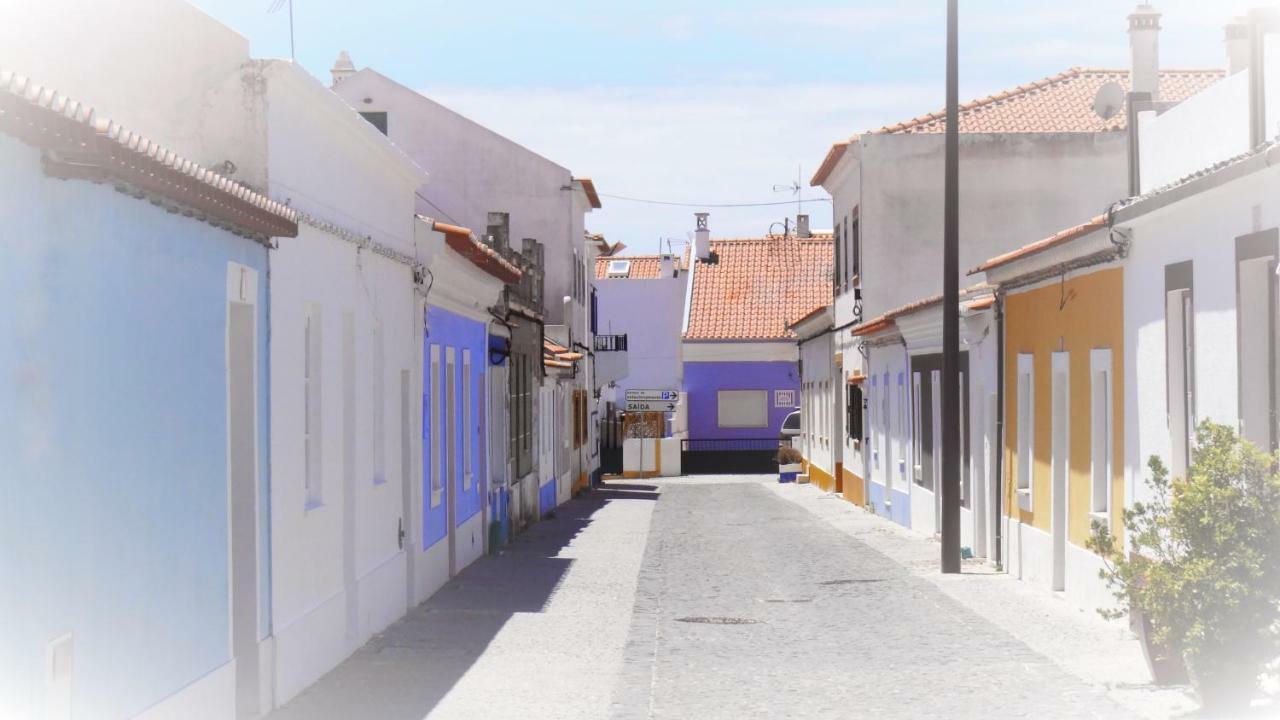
1003;266;1124;546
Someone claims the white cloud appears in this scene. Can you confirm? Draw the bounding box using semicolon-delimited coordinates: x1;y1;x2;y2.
425;81;936;248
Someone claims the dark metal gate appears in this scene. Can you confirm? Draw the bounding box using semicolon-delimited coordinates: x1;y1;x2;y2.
599;402;623;474
680;438;781;475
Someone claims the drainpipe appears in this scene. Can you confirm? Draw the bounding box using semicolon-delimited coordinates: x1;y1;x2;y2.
993;291;1005;572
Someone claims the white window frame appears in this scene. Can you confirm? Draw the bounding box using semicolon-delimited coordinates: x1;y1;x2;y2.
1016;353;1034;511
463;349;473;490
430;344;442;508
304;303;323;509
446;347;456;496
716;389;768;428
372;317;386;485
1090;348;1113;519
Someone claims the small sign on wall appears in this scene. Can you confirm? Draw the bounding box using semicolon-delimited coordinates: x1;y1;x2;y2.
774;389;796;408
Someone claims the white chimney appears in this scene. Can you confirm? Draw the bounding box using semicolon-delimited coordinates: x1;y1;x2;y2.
330;50;356;88
796;214;811;238
693;212;711;261
1226;18;1249;76
1128;4;1162;102
659;254;674;277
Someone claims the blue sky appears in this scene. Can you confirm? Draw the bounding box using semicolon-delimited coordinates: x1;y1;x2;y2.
193;1;1257;253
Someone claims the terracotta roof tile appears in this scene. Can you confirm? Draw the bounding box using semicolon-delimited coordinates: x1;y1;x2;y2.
812;67;1224;186
685;234;834;341
594;253;688;279
969;215;1107;275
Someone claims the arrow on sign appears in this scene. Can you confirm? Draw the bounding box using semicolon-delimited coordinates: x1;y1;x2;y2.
625;401;677;412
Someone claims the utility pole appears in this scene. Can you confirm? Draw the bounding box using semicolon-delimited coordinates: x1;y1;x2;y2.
940;0;962;574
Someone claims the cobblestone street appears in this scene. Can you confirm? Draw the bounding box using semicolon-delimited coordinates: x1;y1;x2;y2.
268;477;1187;720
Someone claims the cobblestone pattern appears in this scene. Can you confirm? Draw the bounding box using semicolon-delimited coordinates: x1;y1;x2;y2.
611;479;1130;719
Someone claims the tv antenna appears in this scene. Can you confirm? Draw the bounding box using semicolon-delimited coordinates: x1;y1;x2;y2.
268;0;296;61
772;164;805;219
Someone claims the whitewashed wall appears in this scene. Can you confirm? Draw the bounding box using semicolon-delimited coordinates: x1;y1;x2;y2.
261;61;424;708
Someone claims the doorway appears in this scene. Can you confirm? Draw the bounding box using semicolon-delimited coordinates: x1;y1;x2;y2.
226;274;259;718
1050;352;1069;592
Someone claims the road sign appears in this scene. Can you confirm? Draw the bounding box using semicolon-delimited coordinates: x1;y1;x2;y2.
626;389;679;402
625;400;677;413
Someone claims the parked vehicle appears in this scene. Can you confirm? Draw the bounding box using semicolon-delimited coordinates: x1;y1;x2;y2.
780;409;801;445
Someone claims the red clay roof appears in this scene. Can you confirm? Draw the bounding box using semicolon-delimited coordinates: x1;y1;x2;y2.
0;68;297;239
812;67;1224;186
595;255;661;279
434;220;522;283
685;234;834;341
575;177;602;209
969;215;1108;275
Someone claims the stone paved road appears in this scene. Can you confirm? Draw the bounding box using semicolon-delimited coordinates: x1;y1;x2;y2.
611;479;1128;719
268;477;1133;720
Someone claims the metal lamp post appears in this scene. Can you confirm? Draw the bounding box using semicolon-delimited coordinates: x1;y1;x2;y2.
941;0;962;574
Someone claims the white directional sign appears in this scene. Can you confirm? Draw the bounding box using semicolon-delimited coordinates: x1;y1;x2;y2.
626;389;679;402
625;400;678;413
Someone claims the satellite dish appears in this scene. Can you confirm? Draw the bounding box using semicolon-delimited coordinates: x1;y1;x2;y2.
1093;81;1125;121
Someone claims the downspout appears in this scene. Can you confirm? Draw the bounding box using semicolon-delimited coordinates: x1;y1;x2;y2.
993;291;1005;572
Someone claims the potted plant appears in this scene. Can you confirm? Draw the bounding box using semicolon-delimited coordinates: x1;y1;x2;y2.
776;446;804;483
1088;422;1280;714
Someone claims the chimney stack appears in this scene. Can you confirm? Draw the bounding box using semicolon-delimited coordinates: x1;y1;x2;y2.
796;214;811;238
1128;4;1162;102
1226;17;1250;76
330;50;356;88
693;212;711;261
486;211;510;251
659;254;675;277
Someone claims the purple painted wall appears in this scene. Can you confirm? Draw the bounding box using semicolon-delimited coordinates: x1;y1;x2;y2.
683;360;800;439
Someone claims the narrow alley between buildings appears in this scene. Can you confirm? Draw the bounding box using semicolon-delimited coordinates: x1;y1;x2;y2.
268;477;1182;720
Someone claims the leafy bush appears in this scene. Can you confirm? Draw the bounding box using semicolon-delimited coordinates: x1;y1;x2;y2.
1089;422;1280;700
776;445;804;465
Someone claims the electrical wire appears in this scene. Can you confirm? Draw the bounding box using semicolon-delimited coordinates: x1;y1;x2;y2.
597;193;832;208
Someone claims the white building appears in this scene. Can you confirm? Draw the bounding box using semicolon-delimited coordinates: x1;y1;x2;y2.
253;59;428;709
810;4;1221;562
331;58;602;523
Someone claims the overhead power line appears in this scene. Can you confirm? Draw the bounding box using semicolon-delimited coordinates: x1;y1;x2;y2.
598;193;831;209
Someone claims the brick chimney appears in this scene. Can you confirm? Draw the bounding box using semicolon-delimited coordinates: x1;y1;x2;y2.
796;214;811;238
1128;4;1161;102
486;211;510;252
693;213;711;261
1226;17;1249;76
330;50;356;88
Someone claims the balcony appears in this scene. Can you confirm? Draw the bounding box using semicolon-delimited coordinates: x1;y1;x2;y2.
594;334;628;352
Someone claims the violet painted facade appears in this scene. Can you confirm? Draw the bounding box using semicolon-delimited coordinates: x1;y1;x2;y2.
683;358;800;440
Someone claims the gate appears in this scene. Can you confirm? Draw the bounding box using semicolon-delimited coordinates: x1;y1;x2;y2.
680;438;781;475
599;402;623;474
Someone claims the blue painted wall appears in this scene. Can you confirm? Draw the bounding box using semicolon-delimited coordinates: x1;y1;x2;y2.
0;137;270;717
539;478;557;517
422;305;486;550
683;359;800;440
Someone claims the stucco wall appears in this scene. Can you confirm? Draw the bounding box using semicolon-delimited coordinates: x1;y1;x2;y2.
1003;267;1124;548
684;359;799;440
1122;164;1280;510
334;70;587;327
596;275;688;394
0;136;269;719
859;132;1128;319
1139;71;1247;193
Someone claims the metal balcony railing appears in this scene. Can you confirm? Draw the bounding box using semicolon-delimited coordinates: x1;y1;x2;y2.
593;334;628;352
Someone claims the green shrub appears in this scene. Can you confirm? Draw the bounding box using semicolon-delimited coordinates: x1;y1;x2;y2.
1088;422;1280;690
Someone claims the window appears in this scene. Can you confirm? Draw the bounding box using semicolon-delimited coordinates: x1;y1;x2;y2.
911;373;922;486
960;371;969;508
849;208;861;282
846;383;863;441
446;348;456;493
359;111;388;135
1091;349;1113;517
1016;354;1034;510
897;373;907;483
372;318;385;485
400;369;413;523
1236;231;1278;452
1166;261;1194;479
510;350;534;479
870;376;879;469
717;390;768;428
429;344;442;506
304;304;323;508
463;349;472;490
774;389;796;407
834;219;843;292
